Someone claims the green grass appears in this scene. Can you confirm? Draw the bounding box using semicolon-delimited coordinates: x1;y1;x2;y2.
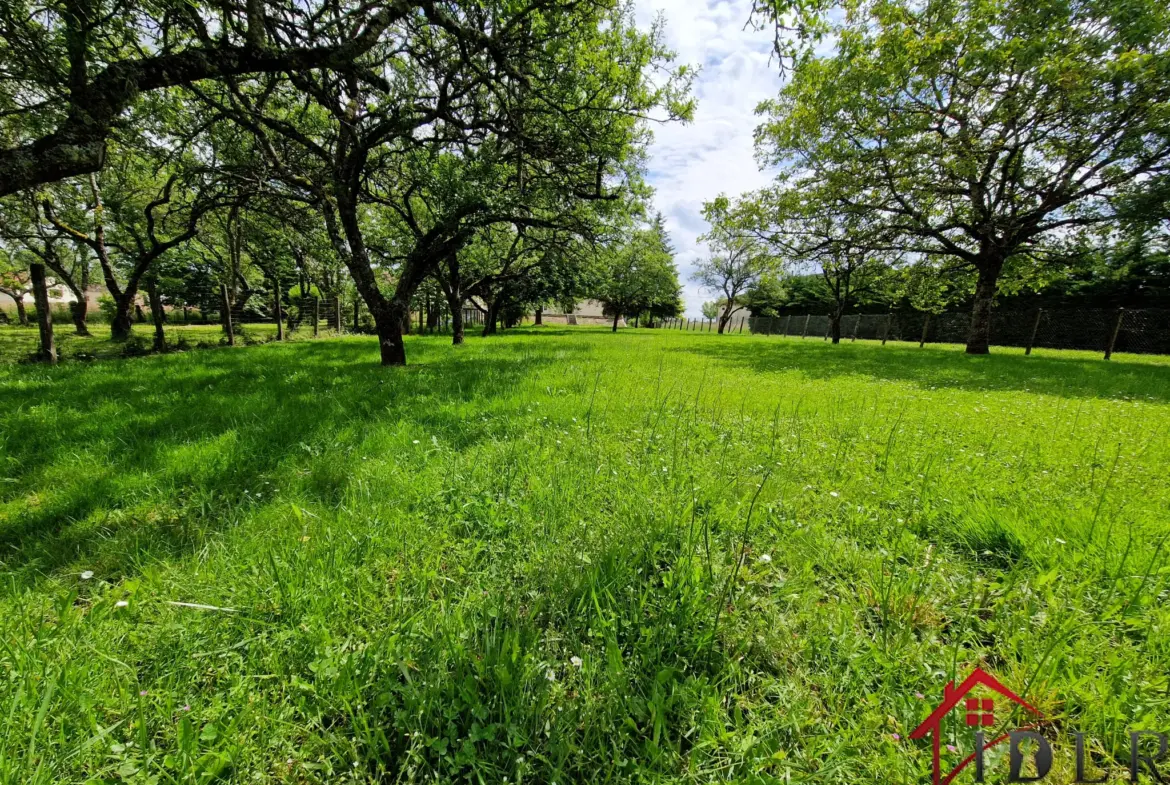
1;327;1169;783
0;322;302;364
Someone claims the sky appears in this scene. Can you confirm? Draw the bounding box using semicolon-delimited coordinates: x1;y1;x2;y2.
633;0;785;317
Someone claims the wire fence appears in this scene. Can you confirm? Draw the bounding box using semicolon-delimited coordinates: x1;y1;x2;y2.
658;307;1170;358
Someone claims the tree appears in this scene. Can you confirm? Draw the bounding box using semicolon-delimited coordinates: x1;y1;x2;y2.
694;196;774;332
700;301;720;320
1;189;94;339
43;145;225;340
754;0;1170;353
200;0;691;365
0;251;32;325
750;186;898;342
0;0;411;195
596;223;682;331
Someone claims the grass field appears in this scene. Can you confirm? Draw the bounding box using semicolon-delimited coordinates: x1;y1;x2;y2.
1;326;1169;783
0;322;292;364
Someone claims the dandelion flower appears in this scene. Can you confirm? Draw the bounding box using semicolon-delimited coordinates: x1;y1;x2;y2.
570;656;583;668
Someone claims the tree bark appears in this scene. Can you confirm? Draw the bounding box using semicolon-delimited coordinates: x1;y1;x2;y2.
534;306;543;326
718;302;737;334
147;277;166;351
69;299;90;335
30;263;57;364
482;299;498;336
221;283;235;346
110;292;136;341
9;294;29;326
612;311;620;332
830;311;842;344
274;280;285;341
965;257;1003;354
377;301;408;366
450;303;465;344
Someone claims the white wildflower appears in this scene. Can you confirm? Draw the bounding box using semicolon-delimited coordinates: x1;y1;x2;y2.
80;570;94;580
570;656;583;668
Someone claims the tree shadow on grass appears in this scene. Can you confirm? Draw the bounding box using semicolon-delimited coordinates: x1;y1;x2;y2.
678;338;1170;403
0;335;582;588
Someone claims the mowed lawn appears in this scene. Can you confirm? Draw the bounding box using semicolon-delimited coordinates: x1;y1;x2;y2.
1;326;1169;784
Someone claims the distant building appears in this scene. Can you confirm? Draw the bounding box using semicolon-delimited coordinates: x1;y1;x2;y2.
540;299;624;326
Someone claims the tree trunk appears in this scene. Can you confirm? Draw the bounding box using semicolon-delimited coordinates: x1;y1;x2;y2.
830;312;842;344
534;307;543;326
450;304;465;345
718;303;736;334
221;284;235;346
110;293;135;341
612;311;620;332
965;259;1002;354
275;282;285;341
30;263;57;364
376;302;408;366
443;287;464;345
482;300;498;336
69;299;90;335
13;295;28;326
147;277;166;351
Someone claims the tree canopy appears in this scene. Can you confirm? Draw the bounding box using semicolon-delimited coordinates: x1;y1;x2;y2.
750;0;1170;352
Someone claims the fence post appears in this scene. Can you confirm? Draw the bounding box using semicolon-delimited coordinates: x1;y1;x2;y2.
851;314;860;342
1105;307;1125;360
882;313;892;345
739;316;745;333
334;296;342;332
824;316;830;341
802;313;811;338
783;314;791;336
221;283;234;346
313;297;320;337
1025;308;1042;355
919;313;930;348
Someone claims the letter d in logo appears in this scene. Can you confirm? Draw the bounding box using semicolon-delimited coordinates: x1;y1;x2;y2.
1009;731;1053;782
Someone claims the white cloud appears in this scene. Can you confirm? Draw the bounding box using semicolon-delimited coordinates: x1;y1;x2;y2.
635;0;784;316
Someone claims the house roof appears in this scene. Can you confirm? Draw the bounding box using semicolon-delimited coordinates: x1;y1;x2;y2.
909;667;1042;739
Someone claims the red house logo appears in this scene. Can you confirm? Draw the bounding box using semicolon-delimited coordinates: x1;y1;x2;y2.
910;667;1044;785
